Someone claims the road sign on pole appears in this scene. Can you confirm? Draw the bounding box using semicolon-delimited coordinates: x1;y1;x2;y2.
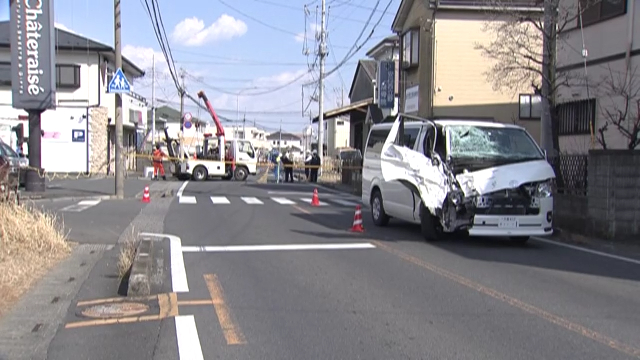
108;68;131;94
184;121;192;129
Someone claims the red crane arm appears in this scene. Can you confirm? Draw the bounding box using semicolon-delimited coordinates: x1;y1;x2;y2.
197;90;225;137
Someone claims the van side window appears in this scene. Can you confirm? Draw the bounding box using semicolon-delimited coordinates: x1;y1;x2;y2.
365;128;391;155
396;127;420;149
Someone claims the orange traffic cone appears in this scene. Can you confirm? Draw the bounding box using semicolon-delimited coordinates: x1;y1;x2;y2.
311;188;320;206
142;186;150;203
349;205;364;232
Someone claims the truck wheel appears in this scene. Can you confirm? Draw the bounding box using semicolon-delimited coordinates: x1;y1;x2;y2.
420;203;445;242
370;189;390;226
234;166;248;181
192;166;208;181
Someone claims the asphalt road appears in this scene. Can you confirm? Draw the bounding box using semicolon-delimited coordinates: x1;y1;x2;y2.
45;180;640;359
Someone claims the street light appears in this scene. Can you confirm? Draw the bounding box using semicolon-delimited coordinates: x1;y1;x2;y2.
236;87;258;139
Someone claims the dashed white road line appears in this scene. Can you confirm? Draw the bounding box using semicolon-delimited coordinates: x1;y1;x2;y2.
241;196;263;204
175;315;204;360
182;243;376;252
178;196;197;204
139;232;189;292
531;236;640;266
210;196;231;204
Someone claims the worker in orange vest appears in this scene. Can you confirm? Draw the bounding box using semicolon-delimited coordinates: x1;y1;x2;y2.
152;144;167;180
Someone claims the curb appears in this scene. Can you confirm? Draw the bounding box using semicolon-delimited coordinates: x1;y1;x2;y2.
127;239;153;296
127;235;167;297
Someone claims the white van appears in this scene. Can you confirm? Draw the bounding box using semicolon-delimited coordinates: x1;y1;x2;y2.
361;114;555;243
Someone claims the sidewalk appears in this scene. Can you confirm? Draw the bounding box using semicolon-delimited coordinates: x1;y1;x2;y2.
22;178;160;202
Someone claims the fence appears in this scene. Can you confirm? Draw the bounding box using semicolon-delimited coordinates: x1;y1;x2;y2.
549;154;588;195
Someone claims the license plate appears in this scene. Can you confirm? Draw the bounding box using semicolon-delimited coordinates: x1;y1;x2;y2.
498;217;518;228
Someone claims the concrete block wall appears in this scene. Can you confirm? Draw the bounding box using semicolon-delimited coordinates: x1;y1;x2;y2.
586;150;640;240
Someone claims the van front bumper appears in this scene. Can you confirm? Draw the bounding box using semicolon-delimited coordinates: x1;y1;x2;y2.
467;197;554;237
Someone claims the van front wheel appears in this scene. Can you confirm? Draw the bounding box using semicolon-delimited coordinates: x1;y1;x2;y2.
420;204;445;241
370;190;390;226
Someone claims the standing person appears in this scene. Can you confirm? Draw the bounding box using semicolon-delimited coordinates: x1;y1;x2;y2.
309;150;320;183
282;152;294;183
275;152;282;183
304;151;312;181
152;144;167;180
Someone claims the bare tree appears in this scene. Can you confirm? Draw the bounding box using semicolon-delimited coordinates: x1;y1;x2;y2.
473;0;594;187
593;66;640;150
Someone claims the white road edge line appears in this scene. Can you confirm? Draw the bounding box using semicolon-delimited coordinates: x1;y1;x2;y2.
140;232;190;292
176;180;189;197
175;315;204;360
182;243;376;252
531;236;640;266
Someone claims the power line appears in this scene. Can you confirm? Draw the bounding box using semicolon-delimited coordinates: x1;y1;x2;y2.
217;0;299;36
186;71;314;96
250;0;385;25
174;59;357;66
305;0;393;85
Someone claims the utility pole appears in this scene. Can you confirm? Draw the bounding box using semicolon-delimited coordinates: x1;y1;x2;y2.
243;112;246;140
114;0;124;198
540;0;557;157
317;0;327;165
179;68;185;160
151;53;156;148
279;119;282;152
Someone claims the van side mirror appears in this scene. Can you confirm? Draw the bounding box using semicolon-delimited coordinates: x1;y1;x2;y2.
543;149;547;160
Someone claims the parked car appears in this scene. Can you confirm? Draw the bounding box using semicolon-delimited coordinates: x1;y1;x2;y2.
362;114;556;243
0;141;20;203
0;139;26;187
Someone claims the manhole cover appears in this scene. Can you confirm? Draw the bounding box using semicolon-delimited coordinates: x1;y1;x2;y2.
81;302;149;318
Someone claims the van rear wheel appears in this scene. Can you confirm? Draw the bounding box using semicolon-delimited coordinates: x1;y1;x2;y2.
370;190;390;226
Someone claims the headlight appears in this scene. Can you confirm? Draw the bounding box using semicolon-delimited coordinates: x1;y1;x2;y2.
535;179;554;198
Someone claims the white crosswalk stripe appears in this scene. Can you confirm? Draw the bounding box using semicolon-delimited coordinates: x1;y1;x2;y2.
299;197;329;206
330;198;360;207
179;196;197;204
241;197;263;204
59;199;101;212
210;196;231;204
271;197;296;205
176;195;358;207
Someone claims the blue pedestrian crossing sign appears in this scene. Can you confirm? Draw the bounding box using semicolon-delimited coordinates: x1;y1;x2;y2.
108;68;131;94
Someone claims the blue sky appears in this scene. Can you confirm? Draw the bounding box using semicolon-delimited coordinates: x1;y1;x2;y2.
1;0;400;132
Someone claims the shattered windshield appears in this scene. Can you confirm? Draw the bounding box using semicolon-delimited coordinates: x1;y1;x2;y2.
447;125;543;160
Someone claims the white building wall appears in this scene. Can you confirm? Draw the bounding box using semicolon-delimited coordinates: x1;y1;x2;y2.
0;49;146;172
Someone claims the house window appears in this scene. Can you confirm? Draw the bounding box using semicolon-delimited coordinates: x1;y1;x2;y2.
579;0;626;27
57;64;81;89
557;98;596;136
519;94;542;119
402;28;419;68
0;62;81;89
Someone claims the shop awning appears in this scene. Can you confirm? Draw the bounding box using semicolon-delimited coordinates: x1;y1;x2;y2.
312;98;373;123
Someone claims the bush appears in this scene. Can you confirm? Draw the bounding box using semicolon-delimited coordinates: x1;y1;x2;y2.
0;203;71;316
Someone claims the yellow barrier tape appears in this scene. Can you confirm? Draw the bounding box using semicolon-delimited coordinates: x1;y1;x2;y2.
8;153;362;181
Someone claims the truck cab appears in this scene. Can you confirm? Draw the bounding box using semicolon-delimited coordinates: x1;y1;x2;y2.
183;137;257;181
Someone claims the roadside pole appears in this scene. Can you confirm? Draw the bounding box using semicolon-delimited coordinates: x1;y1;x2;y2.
114;0;124;199
151;53;156;148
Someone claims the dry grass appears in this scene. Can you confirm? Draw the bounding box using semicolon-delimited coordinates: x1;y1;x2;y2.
117;227;139;279
0;202;71;317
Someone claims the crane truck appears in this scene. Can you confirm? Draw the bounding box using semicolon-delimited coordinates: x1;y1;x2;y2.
171;90;258;181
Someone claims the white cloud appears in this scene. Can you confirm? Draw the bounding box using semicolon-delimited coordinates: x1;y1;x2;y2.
122;45;167;71
295;23;320;43
171;15;247;47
